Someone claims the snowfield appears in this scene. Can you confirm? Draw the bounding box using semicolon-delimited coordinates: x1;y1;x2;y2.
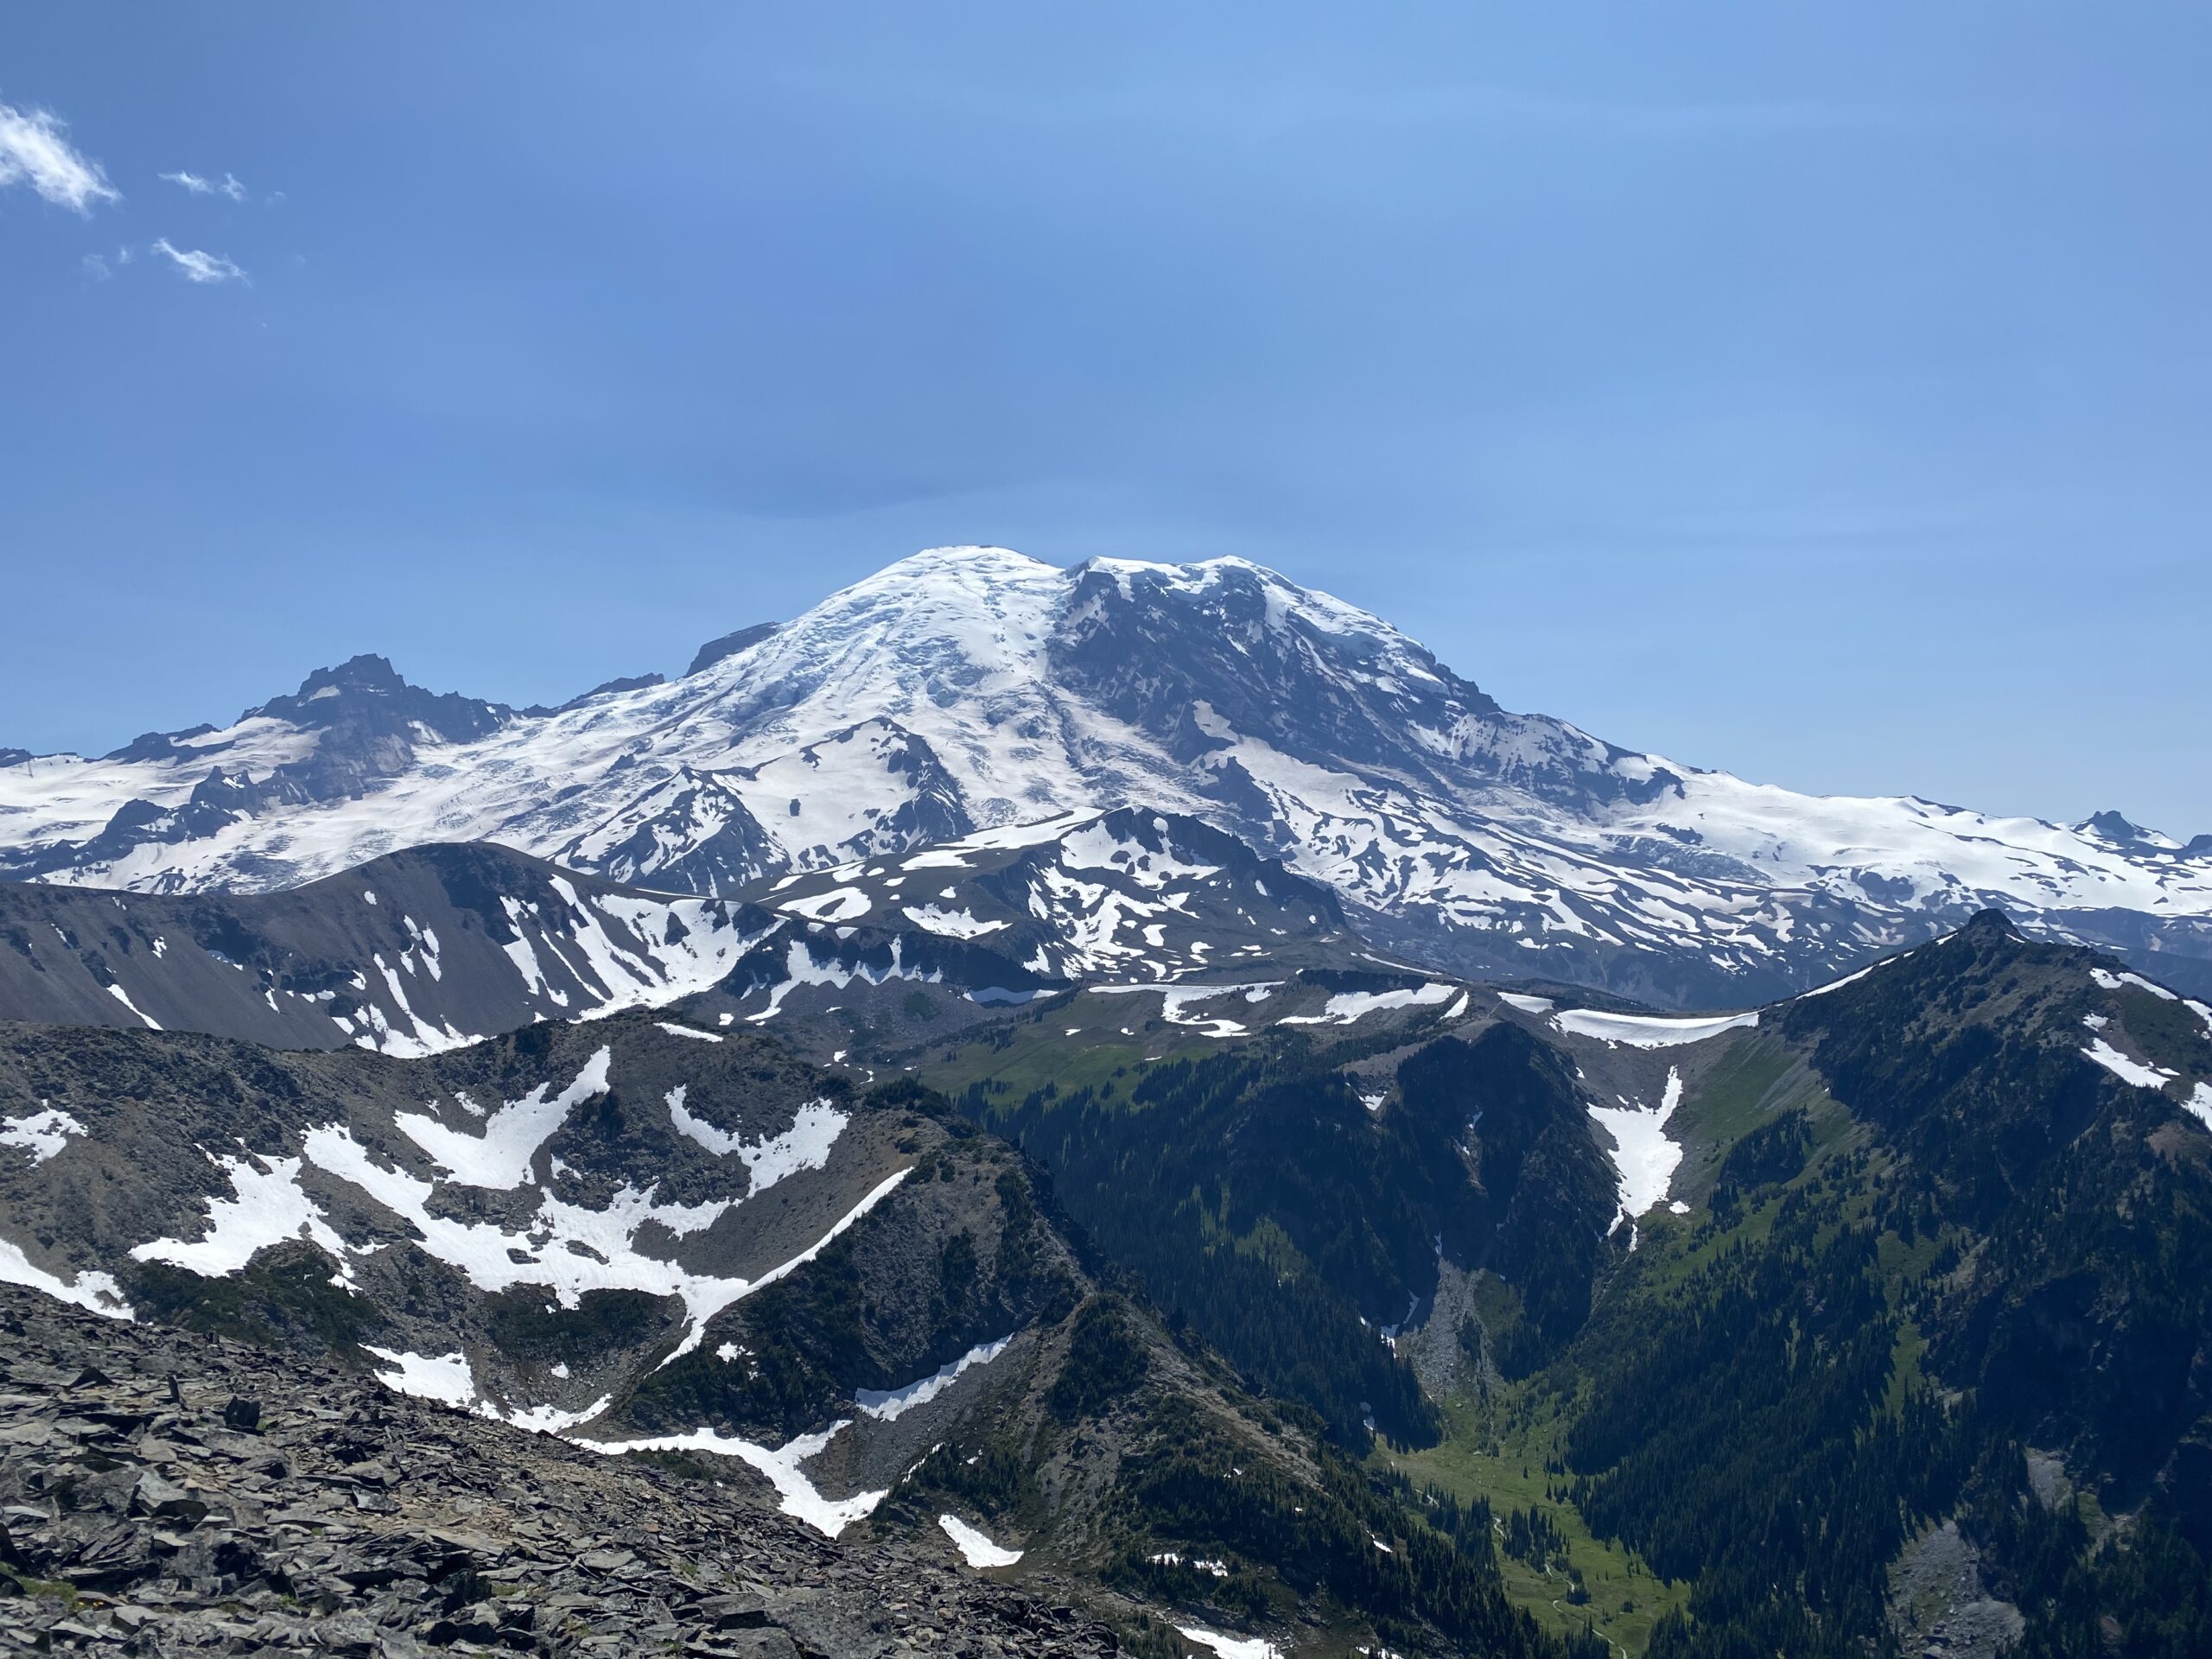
2081;1037;2177;1091
1588;1068;1688;1237
4;545;2208;1003
938;1513;1023;1568
856;1334;1014;1422
1550;1007;1760;1048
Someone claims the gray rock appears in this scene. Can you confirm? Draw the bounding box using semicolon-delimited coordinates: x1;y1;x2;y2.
0;1282;1117;1659
1887;1519;2026;1659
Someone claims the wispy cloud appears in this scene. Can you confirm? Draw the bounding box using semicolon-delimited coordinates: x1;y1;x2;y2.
80;245;136;282
151;237;246;284
0;99;119;213
160;168;246;201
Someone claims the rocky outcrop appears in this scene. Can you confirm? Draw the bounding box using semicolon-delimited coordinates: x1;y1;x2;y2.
0;1283;1115;1657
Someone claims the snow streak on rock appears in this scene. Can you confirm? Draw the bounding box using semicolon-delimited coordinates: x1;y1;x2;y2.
8;546;2209;1005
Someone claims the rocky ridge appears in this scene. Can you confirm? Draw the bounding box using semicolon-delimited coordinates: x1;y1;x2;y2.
0;811;1385;1058
0;842;776;1058
0;1282;1115;1658
4;548;2207;1006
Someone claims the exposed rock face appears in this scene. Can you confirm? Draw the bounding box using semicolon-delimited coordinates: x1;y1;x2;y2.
689;626;781;680
0;843;777;1055
1885;1520;2025;1659
0;1015;1038;1448
0;1014;1371;1658
8;548;2210;1006
0;1282;1116;1657
0;810;1370;1055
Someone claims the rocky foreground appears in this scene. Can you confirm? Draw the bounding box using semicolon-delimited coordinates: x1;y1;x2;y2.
0;1287;1116;1657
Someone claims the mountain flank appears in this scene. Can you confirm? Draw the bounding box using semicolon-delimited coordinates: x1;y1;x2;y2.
0;1281;1115;1657
4;547;2206;1006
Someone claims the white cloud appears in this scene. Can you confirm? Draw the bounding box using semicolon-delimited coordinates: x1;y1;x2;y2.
80;245;137;282
161;168;246;201
0;99;119;213
151;237;247;284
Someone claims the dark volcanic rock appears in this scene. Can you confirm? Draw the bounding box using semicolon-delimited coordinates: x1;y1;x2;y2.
0;844;773;1052
0;1282;1116;1657
688;625;780;678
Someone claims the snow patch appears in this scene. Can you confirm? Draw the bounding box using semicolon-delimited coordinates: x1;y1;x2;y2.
497;1396;614;1434
2093;966;2177;1001
780;886;874;924
665;1090;849;1193
2183;1084;2212;1133
0;1238;133;1319
1176;1628;1283;1659
2080;1037;2177;1091
1799;963;1878;998
855;1334;1013;1421
364;1344;613;1433
365;1346;477;1409
1552;1007;1759;1048
747;937;939;1023
1280;982;1456;1026
394;1048;612;1190
576;1420;887;1537
1588;1067;1686;1231
106;982;162;1030
939;1512;1022;1567
1;1105;86;1164
1088;980;1277;1037
130;1151;353;1278
292;1110;908;1365
900;904;1009;939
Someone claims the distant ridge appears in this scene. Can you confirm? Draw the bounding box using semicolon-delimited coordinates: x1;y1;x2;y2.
3;546;2207;1006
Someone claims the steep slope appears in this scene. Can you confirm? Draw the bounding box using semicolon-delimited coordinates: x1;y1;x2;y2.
0;811;1382;1055
3;548;2207;1007
1511;917;2212;1659
1414;922;2212;1659
899;976;1644;1454
0;1281;1113;1657
1771;913;2212;1514
0;842;777;1055
905;918;2212;1657
0;1014;1591;1659
674;806;1378;1053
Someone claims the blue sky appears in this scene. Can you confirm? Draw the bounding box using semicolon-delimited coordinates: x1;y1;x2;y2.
3;5;2207;832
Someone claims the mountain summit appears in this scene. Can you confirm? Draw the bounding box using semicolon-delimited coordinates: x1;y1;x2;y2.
2;545;2208;1004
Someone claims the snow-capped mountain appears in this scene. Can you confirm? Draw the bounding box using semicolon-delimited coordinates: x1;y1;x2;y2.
4;547;2209;1005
